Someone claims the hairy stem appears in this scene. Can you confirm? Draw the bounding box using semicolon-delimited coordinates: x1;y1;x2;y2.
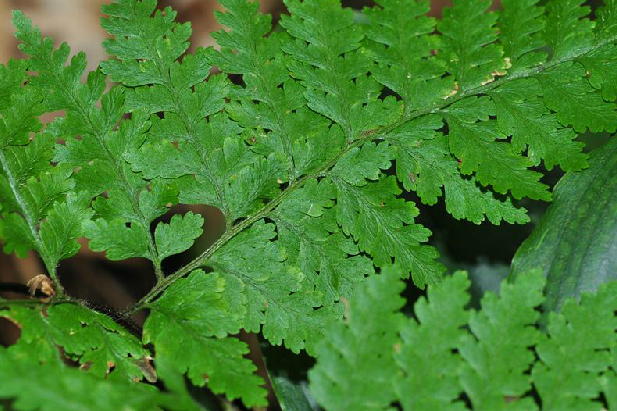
0;296;74;309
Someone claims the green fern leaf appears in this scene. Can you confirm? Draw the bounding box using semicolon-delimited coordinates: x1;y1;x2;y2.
458;272;545;411
309;266;406;411
209;220;328;353
84;218;150;261
39;193;95;263
331;142;393;185
499;0;546;70
438;0;505;90
102;0;279;224
101;0;191;86
2;304;151;382
394;272;470;411
310;269;617;411
533;281;617;411
143;270;267;407
579;44;617;101
13;10;179;276
544;0;594;60
0;349;161;411
0;54;88;283
281;0;398;139
364;0;451;109
389;115;529;224
333;176;441;286
597;0;617;38
443;97;551;200
210;0;307;181
601;343;617;411
0;346;209;411
154;356;223;411
537;62;617;133
4;0;617;408
154;212;204;261
331;142;444;285
271;178;373;304
489;78;588;171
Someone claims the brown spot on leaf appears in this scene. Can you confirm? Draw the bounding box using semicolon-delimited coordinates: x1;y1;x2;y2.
443;82;459;99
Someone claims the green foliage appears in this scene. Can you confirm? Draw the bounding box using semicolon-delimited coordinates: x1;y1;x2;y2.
310;269;617;411
0;58;91;283
1;303;151;382
0;348;209;411
143;270;267;407
0;349;159;411
511;136;617;312
1;0;617;408
310;266;406;411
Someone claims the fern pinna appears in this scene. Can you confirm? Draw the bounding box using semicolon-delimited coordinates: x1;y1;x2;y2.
311;268;617;411
0;0;616;409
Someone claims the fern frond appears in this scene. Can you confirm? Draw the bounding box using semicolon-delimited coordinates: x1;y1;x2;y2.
271;178;373;304
459;272;544;411
13;10;181;280
394;272;470;411
443;97;551;199
143;270;267;407
2;303;151;382
309;266;406;411
489;78;588;170
210;0;305;182
499;0;546;70
310;270;617;411
0;346;209;411
537;62;617;133
0;56;90;289
281;0;394;139
0;349;159;411
333;175;440;286
102;0;279;226
544;0;595;59
3;0;617;408
533;283;617;410
389;115;530;224
365;0;449;109
438;0;505;90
